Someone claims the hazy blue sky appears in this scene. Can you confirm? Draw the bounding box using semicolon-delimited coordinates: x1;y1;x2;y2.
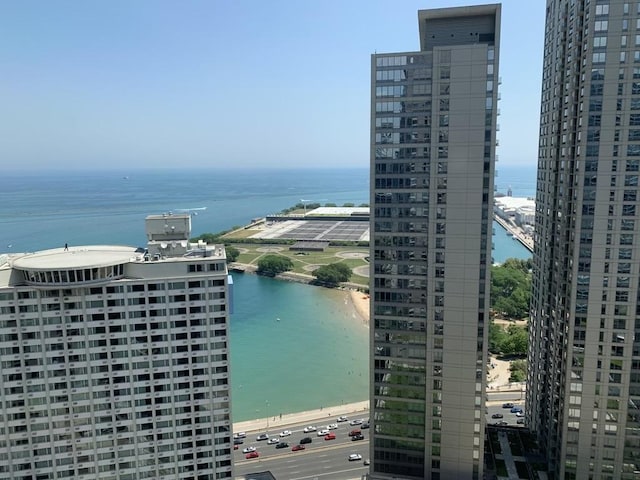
1;1;544;170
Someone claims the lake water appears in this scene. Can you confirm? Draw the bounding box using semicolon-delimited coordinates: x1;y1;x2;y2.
1;166;532;419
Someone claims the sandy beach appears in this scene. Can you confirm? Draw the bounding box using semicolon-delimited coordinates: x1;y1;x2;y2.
348;289;370;326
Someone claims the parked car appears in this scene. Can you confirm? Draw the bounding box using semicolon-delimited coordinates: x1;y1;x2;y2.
299;437;312;444
351;434;365;441
491;413;503;419
279;430;292;437
292;444;306;452
324;433;336;440
502;403;514;409
517;418;525;424
496;420;509;426
337;416;348;422
267;437;280;444
245;451;259;459
515;411;524;417
348;453;362;461
348;429;362;436
242;446;256;454
510;407;523;414
233;444;238;450
256;433;269;441
275;442;289;449
303;426;317;433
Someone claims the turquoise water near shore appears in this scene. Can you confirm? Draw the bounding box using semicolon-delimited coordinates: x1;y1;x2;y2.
229;273;369;421
1;167;532;420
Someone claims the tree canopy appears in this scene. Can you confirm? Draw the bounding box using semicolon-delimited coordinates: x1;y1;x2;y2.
491;258;531;319
312;263;352;286
489;323;528;356
256;255;293;276
225;245;240;263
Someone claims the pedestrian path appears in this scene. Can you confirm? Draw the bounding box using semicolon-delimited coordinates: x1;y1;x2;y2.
233;400;370;434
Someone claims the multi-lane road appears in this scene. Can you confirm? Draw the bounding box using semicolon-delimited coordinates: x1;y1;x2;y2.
233;414;370;479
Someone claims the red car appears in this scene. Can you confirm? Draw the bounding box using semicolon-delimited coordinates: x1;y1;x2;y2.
324;433;336;440
245;451;259;459
348;429;361;436
292;444;306;452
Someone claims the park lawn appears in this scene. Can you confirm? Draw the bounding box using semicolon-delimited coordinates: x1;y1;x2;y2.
231;244;369;287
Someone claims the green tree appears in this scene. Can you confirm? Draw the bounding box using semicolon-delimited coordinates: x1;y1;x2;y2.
491;259;531;319
256;255;293;276
225;245;240;263
489;322;508;353
312;263;352;285
509;359;527;382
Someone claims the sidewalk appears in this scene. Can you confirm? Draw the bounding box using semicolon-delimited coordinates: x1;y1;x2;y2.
233;400;370;434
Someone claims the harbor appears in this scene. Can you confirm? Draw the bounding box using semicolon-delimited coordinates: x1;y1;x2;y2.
494;214;534;253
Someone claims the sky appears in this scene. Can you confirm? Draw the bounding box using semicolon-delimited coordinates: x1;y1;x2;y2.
0;1;545;171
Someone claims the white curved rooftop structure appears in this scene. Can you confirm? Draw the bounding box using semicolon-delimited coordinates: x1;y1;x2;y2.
12;245;140;270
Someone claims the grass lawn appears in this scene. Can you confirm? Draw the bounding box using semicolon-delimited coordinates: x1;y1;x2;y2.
232;243;369;287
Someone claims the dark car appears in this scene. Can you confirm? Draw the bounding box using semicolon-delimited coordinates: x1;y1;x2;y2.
299;437;312;444
351;434;365;441
361;422;370;429
502;403;514;409
275;442;289;449
256;433;269;441
510;407;523;414
491;413;503;419
292;444;306;452
348;429;362;436
496;420;509;426
233;438;243;445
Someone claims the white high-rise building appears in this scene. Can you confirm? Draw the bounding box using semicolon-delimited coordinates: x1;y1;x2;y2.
370;4;500;479
0;214;233;480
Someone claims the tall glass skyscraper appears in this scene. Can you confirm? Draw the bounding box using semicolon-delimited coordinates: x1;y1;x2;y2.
527;1;640;478
0;214;233;479
369;5;501;479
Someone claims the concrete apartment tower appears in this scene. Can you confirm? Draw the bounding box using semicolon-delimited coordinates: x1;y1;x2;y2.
527;1;640;478
0;214;233;479
370;5;500;479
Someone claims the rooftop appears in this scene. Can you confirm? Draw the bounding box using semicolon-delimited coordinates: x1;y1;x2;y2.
10;245;140;271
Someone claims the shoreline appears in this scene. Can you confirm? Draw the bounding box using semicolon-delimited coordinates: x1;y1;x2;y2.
233;400;370;434
229;265;370;426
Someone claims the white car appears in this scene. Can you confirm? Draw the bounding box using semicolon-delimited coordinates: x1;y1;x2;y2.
349;419;363;426
242;446;256;454
267;437;280;444
279;430;292;437
327;423;338;430
515;411;524;417
317;429;330;436
303;426;317;433
337;416;348;422
348;453;362;461
233;432;246;439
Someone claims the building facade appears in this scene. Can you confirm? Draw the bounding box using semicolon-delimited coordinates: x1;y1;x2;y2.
369;5;500;479
527;1;640;478
0;214;233;479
